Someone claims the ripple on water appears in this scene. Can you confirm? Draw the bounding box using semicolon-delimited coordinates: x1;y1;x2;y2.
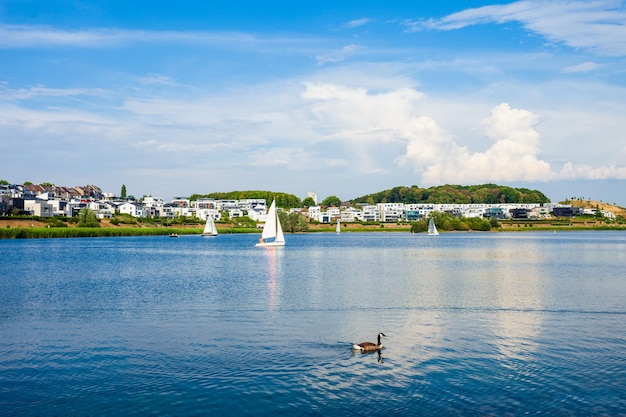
2;233;626;415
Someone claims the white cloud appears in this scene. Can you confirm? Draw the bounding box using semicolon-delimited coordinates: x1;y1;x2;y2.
315;44;362;65
3;77;626;195
0;85;103;100
405;0;626;56
562;61;602;73
0;24;305;49
396;101;626;184
138;74;177;86
560;162;626;179
397;103;555;184
301;82;424;137
345;18;373;29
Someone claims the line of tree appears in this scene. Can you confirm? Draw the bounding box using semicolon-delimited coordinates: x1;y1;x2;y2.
77;208;100;228
190;190;302;208
410;211;500;233
352;184;550;205
278;210;309;232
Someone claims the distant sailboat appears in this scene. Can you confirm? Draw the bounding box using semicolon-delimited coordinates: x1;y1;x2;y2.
427;218;439;236
201;216;218;237
336;220;341;234
255;200;286;247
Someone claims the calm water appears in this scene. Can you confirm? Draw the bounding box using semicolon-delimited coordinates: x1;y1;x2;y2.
1;231;625;416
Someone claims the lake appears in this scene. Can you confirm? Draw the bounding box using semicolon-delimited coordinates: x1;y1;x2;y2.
1;231;625;416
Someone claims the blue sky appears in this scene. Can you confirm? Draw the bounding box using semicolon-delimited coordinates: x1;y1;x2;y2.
1;1;626;205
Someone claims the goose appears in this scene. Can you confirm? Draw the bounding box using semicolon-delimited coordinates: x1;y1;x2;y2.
352;332;386;352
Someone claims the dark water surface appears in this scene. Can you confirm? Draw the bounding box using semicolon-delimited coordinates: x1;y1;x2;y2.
1;232;625;416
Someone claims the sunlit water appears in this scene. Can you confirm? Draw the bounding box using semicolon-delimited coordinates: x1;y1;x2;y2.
1;231;625;416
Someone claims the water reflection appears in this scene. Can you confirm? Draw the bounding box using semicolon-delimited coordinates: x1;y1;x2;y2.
352;348;384;362
490;242;546;360
3;233;624;416
263;247;283;312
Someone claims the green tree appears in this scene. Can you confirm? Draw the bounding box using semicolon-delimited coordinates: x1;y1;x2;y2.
302;197;316;207
489;218;501;229
289;211;309;232
321;195;341;207
78;208;100;228
121;184;127;199
233;215;256;228
410;220;427;233
352;184;549;205
0;179;9;185
198;190;302;208
595;208;605;219
278;211;309;233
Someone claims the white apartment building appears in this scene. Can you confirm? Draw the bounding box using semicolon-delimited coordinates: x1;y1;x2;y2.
118;202;147;218
361;205;380;222
143;196;164;208
196;208;222;221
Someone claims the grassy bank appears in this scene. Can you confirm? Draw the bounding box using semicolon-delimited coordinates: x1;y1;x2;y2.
2;219;625;239
0;226;262;239
0;227;198;239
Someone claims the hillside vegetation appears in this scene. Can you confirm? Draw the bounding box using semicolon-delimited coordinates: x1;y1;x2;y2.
351;184;549;205
188;184;549;207
190;191;302;208
568;199;626;218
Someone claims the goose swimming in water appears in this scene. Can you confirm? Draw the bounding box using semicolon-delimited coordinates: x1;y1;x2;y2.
352;332;386;352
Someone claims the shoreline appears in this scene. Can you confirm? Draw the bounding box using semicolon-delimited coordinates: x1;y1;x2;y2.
1;218;625;239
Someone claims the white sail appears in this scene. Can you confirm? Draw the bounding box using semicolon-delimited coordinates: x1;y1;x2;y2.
336;220;341;234
256;200;286;247
427;218;439;236
202;216;218;236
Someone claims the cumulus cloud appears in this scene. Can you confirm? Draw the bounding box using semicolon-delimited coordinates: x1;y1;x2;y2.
395;101;626;183
3;79;626;190
302;82;423;131
397;103;555;184
300;84;567;182
404;0;626;56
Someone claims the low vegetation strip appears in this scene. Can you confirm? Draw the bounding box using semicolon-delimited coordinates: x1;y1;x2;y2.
0;225;261;239
0;227;200;239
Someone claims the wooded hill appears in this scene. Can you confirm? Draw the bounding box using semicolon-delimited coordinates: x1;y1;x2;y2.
190;184;550;208
351;184;550;205
190;191;302;209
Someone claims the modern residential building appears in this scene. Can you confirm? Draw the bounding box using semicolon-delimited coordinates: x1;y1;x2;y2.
2;183;609;224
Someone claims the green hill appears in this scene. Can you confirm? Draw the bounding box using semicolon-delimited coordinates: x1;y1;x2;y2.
351;184;550;205
190;190;302;209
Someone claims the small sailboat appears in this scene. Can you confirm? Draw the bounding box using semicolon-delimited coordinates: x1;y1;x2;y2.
201;216;218;237
255;200;285;247
336;219;341;234
427;217;439;236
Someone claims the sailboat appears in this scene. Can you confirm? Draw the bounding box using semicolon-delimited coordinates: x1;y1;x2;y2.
255;200;285;247
201;215;218;237
427;217;439;236
336;220;341;234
